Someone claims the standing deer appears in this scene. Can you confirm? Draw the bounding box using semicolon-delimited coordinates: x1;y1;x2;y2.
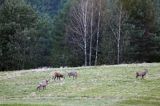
52;71;65;80
37;80;49;91
136;69;148;79
68;71;78;79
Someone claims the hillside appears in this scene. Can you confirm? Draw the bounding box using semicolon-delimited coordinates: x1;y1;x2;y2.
0;63;160;106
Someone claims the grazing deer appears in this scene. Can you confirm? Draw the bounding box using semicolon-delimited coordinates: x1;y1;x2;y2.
136;69;148;79
37;80;49;91
52;71;65;80
68;71;78;79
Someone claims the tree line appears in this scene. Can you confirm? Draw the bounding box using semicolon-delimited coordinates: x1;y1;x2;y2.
0;0;160;71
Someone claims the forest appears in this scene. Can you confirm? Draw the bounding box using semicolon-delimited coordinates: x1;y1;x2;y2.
0;0;160;71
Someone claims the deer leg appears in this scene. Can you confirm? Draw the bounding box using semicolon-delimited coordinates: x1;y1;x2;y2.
141;75;143;79
52;76;55;80
37;87;40;91
36;86;39;91
54;76;55;80
136;75;138;78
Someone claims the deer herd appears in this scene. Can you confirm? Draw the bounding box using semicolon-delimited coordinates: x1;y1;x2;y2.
36;70;78;91
36;68;148;91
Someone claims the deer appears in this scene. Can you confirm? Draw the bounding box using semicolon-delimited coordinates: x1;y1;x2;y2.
52;71;65;80
136;69;148;79
37;80;49;91
68;71;78;79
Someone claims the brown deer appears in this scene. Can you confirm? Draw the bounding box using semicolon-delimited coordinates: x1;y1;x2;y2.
52;71;65;80
136;69;148;79
37;80;49;91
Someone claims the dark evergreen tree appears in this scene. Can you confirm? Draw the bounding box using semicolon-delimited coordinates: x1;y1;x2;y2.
25;0;68;16
33;15;54;67
51;1;74;67
0;0;38;70
120;0;159;63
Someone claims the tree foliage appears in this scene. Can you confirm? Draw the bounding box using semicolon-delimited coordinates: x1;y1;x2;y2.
0;0;38;70
1;0;160;71
120;0;160;63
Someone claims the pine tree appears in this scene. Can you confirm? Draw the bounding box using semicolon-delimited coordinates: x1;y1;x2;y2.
120;0;157;63
0;0;38;70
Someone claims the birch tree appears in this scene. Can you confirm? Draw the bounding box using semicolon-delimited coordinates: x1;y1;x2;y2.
68;0;89;66
89;0;93;66
94;0;101;65
108;1;127;64
67;0;107;66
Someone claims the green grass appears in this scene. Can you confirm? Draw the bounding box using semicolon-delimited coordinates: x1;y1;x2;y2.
0;104;52;106
0;63;160;106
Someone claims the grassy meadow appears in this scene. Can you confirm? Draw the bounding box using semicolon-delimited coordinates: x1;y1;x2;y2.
0;63;160;106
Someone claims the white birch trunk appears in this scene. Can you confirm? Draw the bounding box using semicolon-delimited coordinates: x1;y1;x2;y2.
83;0;88;66
89;0;93;66
117;5;122;64
95;0;101;65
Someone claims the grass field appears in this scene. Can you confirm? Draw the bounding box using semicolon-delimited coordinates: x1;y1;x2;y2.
0;63;160;106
